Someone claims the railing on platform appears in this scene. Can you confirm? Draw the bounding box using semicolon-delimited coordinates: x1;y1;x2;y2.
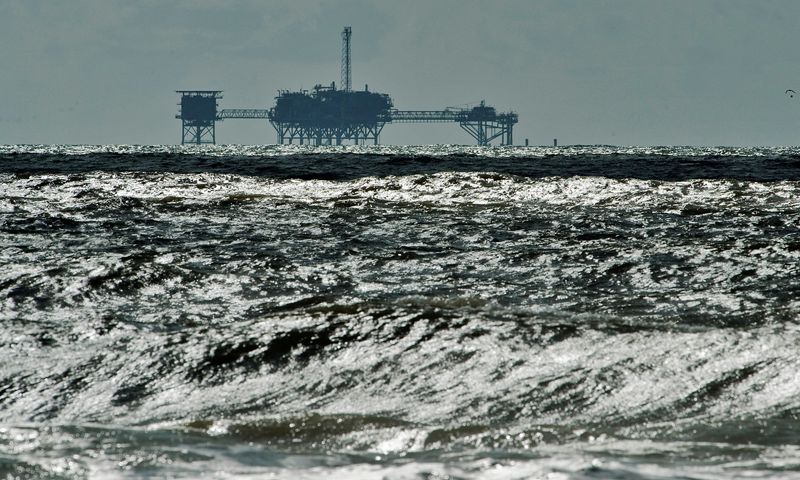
217;109;270;119
387;110;468;123
214;107;518;146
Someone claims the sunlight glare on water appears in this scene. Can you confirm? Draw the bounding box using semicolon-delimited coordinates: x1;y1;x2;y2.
2;145;800;478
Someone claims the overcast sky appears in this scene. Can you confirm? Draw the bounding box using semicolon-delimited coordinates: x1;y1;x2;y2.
3;0;800;146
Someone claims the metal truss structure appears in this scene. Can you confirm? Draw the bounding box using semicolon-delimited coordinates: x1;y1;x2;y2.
459;116;516;146
177;29;518;146
221;108;385;145
218;109;269;119
390;107;518;146
176;91;221;145
220;108;384;145
213;105;517;146
181;124;215;145
341;27;352;92
270;122;384;145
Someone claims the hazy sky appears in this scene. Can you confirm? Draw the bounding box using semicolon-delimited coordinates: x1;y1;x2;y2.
3;0;800;146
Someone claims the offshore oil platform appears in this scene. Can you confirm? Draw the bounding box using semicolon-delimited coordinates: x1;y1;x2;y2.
177;27;518;146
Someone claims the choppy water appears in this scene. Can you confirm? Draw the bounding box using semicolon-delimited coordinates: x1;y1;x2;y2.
3;144;800;479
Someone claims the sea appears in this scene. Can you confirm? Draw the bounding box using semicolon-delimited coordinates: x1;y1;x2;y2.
2;144;800;479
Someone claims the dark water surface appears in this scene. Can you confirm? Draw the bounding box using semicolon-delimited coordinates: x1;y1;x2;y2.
3;145;800;479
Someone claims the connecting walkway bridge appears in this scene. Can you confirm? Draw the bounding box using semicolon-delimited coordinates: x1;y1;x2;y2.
216;104;518;146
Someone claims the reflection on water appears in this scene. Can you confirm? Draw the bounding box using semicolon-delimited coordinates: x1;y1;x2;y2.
2;145;800;478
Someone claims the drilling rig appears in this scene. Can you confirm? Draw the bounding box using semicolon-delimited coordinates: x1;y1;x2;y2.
184;27;519;146
266;26;393;145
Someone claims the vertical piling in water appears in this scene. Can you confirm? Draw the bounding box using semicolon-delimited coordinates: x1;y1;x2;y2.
525;138;529;147
554;139;558;147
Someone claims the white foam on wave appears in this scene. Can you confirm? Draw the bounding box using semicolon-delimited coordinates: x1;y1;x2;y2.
2;143;799;158
6;169;800;216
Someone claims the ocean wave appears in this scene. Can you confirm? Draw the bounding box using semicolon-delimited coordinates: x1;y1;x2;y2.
4;146;800;478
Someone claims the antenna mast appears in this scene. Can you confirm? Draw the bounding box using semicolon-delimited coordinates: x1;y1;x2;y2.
341;27;352;91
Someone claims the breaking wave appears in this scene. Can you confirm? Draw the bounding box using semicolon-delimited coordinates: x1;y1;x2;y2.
3;145;800;479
